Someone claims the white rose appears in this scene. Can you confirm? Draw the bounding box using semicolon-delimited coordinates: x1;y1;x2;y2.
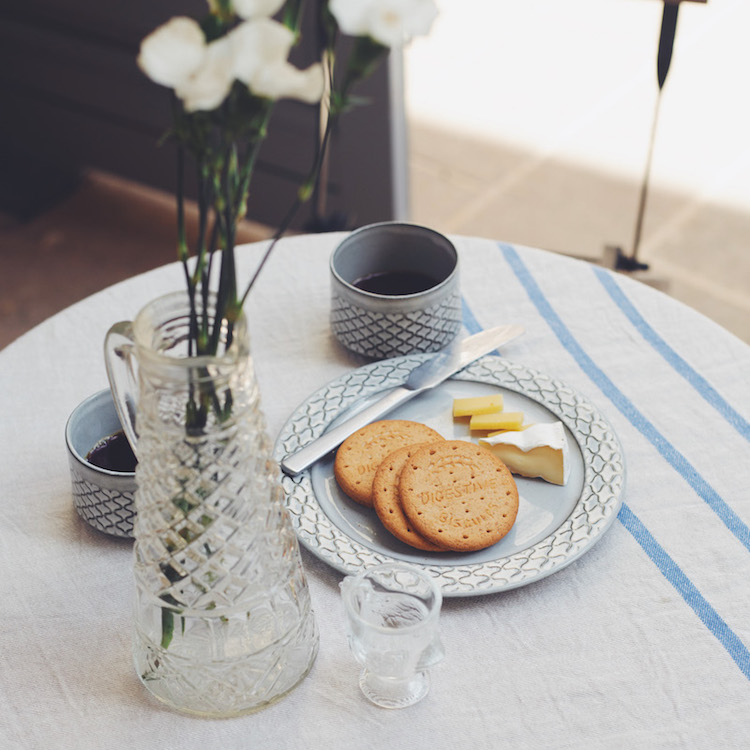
232;0;287;20
175;36;235;111
137;17;206;88
329;0;438;47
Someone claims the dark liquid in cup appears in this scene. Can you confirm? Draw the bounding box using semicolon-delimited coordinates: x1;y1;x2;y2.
86;430;137;473
352;271;438;295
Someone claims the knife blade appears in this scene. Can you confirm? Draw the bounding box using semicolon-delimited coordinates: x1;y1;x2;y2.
280;324;524;476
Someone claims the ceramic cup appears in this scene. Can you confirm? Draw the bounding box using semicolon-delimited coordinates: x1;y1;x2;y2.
65;389;136;538
330;222;461;360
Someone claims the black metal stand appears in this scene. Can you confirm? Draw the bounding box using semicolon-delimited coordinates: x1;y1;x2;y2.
604;1;682;272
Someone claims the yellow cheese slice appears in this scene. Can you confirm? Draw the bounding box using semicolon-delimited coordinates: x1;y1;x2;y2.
469;411;524;431
452;394;504;417
479;422;570;485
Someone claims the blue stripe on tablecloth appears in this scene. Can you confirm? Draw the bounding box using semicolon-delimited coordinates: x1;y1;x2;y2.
461;304;482;337
593;266;750;442
470;241;750;680
499;242;750;553
462;296;484;336
617;504;750;680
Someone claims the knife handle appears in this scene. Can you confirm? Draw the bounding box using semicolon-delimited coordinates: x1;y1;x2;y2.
280;385;416;476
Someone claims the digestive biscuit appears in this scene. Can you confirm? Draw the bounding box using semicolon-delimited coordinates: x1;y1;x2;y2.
334;420;444;507
399;440;519;551
372;443;447;551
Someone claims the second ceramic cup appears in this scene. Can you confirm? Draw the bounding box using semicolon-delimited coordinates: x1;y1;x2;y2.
65;389;137;538
330;222;461;360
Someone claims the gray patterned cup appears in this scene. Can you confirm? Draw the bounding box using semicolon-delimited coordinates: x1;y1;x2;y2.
65;389;136;538
330;222;461;360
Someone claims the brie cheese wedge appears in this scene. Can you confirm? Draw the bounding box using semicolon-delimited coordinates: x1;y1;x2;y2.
479;422;570;485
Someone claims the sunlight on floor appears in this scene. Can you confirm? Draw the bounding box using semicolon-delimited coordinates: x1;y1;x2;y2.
404;0;750;342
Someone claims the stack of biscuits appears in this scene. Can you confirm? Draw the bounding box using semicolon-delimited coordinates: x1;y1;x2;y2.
334;419;519;552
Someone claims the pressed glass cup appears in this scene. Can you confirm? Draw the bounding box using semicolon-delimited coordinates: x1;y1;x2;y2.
340;562;444;708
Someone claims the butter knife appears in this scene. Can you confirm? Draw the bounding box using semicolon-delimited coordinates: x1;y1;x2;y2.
280;324;524;476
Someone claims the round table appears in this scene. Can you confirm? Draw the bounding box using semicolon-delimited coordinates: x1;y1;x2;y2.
2;233;749;749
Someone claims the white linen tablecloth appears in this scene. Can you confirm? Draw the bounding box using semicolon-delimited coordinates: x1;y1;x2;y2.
1;233;749;749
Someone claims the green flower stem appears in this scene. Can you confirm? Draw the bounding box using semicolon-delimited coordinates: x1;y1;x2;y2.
337;36;388;108
191;157;213;288
238;37;386;307
236;105;273;219
161;608;175;650
239;109;331;307
282;0;305;33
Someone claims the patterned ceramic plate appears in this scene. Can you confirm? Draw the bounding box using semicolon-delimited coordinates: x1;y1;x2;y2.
274;355;625;597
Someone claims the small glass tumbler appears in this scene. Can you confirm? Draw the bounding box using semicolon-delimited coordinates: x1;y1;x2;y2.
340;563;444;709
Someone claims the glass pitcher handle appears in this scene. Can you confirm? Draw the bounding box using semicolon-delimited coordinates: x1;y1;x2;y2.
104;321;139;455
